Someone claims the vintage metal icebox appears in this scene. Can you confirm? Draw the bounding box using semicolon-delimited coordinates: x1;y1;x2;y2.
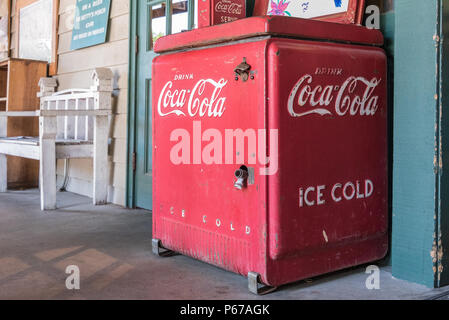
152;16;388;293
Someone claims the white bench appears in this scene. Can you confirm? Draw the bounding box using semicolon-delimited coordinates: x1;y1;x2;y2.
0;68;113;210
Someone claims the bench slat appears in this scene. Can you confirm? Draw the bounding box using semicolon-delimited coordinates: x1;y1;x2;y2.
41;92;95;102
0;142;40;160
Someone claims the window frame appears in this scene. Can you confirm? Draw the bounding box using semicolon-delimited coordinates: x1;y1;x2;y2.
15;0;59;75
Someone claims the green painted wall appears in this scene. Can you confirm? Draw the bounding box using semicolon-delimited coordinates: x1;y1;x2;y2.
392;0;449;287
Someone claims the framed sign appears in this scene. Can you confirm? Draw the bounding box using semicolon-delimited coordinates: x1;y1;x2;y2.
18;0;53;62
16;0;59;74
71;0;111;50
0;0;10;59
255;0;365;24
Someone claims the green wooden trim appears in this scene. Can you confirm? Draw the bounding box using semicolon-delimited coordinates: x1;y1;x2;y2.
188;0;194;29
127;0;138;208
148;0;166;5
436;0;449;286
392;0;449;287
147;4;152;51
166;0;172;35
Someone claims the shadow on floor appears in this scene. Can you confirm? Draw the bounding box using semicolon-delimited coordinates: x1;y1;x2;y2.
0;189;446;300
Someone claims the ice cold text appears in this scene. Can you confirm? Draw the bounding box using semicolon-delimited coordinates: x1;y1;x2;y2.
299;179;374;208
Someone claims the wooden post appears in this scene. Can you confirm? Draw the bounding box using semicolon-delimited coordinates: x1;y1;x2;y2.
392;0;449;287
37;78;58;104
0;115;7;192
91;68;113;205
39;115;57;210
38;77;58;210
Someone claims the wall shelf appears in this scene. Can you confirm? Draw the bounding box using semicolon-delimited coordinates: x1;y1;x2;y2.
0;58;47;188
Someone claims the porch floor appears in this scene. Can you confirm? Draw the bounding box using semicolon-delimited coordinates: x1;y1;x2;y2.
0;189;447;300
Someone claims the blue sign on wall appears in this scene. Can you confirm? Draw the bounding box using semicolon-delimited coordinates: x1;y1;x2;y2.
71;0;111;50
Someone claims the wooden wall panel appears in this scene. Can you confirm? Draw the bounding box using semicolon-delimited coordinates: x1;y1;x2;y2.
52;0;129;206
6;0;129;204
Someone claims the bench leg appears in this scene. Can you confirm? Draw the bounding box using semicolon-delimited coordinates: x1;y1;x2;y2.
0;154;6;192
39;116;57;210
93;115;109;205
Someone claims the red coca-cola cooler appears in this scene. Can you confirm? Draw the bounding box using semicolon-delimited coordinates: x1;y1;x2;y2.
152;16;388;294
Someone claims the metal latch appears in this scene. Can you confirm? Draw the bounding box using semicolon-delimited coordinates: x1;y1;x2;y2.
234;57;251;82
234;167;249;190
234;166;255;190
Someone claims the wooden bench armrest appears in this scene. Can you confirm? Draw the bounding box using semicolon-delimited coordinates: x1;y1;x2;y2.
40;91;94;102
0;111;38;117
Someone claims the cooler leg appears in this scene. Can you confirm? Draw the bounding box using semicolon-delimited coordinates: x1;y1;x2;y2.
152;239;176;257
248;272;278;295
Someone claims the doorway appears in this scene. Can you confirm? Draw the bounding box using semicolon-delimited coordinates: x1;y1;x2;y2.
127;0;195;209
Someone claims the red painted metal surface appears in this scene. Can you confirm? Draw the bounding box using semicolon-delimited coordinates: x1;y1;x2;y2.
198;0;212;27
152;17;388;287
198;0;246;28
154;16;383;53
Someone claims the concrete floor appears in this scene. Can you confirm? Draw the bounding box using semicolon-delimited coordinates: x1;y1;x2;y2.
0;189;447;300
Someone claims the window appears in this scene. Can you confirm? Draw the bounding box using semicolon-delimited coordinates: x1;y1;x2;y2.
16;0;59;75
148;0;196;50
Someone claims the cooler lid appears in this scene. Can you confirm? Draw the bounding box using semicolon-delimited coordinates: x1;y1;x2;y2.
154;16;384;53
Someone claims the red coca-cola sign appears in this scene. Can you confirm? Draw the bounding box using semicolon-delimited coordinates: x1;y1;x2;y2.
287;74;381;118
198;0;246;28
157;77;228;118
213;0;246;24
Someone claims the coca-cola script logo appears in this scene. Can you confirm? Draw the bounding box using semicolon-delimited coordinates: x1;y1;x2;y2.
157;78;228;118
215;0;243;15
287;75;382;118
